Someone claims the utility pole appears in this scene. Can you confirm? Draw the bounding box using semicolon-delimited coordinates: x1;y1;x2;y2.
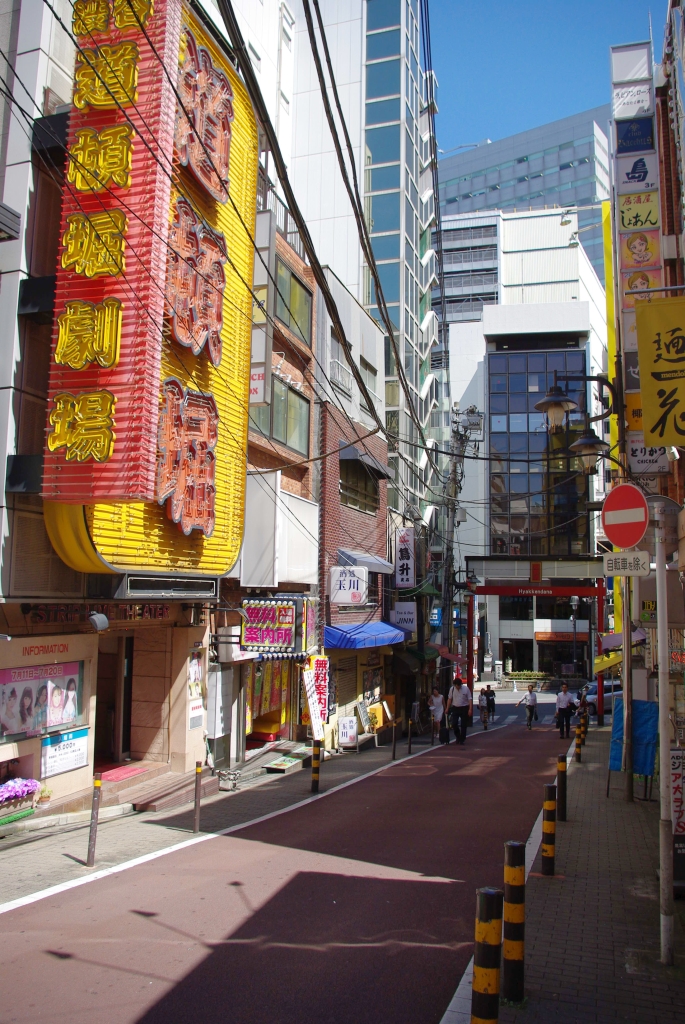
440;402;460;688
655;505;674;964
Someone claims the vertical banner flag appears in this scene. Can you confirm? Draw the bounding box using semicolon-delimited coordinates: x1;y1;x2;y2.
303;668;325;741
395;526;415;589
636;297;685;446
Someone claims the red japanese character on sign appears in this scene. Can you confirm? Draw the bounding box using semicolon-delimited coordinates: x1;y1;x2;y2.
176;29;234;202
166;196;226;366
156;377;218;537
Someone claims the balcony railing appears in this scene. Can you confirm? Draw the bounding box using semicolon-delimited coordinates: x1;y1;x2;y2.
330;358;353;394
257;170;306;261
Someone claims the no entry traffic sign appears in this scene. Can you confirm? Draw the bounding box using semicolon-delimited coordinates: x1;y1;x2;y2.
601;483;649;550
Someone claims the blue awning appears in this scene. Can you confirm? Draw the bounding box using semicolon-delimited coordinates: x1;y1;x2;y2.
324;621;406;649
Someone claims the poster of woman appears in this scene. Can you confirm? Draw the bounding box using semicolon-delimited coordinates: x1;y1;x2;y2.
62;678;78;722
0;686;20;735
47;682;65;727
0;662;83;738
620;229;661;271
621;268;662;309
32;684;48;730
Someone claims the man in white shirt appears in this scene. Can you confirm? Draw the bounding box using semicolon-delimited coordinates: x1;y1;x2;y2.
446;677;472;745
555;683;576;739
516;684;538;730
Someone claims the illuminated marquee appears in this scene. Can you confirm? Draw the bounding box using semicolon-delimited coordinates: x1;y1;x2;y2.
43;2;257;574
42;0;181;503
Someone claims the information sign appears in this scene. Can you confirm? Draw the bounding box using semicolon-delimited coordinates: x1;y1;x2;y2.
41;727;89;778
603;551;650;577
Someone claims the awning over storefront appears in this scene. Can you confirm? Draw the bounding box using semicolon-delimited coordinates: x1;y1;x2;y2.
324;621;406;649
401;580;441;597
338;547;394;575
404;645;440;663
339;441;393;479
594;651;624;673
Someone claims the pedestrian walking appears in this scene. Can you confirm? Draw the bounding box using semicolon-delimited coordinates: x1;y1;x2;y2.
478;688;489;730
516;683;538;730
446;677;472;745
428;686;445;742
485;684;496;722
555;682;576;739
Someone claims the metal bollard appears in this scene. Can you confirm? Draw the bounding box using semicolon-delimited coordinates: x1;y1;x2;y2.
311;739;321;794
391;720;397;760
407;719;412;756
193;761;202;833
556;754;567;822
574;722;582;763
471;887;503;1024
581;711;588;745
541;783;556;877
86;772;102;867
502;841;525;1004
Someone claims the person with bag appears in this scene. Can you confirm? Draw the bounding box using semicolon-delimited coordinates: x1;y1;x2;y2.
556;682;576;739
428;686;445;743
478;688;489;730
446;676;472;745
516;683;538;730
485;684;496;723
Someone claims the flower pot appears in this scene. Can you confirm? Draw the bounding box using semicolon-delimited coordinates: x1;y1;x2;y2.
37;798;51;811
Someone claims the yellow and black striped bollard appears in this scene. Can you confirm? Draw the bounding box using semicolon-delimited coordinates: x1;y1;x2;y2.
574;722;582;763
556;754;567;822
581;710;588;745
471;887;503;1024
541;783;556;876
407;719;412;756
502;840;525;1004
311;739;321;793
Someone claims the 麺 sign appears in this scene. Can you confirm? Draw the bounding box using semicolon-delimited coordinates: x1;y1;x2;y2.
395;527;415;589
636;297;685;446
240;599;302;653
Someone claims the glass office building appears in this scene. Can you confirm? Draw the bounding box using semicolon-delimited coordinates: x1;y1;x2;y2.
488;345;590;557
437;106;611;289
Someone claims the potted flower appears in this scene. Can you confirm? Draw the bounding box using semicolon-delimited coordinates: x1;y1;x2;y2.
0;777;40;812
37;787;52;810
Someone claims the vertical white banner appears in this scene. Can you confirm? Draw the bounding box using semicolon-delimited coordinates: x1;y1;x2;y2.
303;668;324;741
395;526;415;589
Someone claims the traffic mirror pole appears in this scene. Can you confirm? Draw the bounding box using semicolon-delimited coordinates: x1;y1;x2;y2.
623;573;633;802
655;505;674;964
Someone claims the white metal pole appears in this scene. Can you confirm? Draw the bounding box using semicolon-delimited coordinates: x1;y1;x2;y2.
655;505;674;965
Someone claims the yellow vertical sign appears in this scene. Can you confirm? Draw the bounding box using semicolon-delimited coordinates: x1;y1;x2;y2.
635;296;685;446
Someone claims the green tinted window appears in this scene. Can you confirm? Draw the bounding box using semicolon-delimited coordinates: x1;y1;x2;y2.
366;58;400;98
275;260;312;347
365;124;400;164
367;28;400;60
367;0;401;30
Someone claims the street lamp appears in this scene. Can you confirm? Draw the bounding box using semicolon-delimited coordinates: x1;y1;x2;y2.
534;384;578;432
569;425;610;473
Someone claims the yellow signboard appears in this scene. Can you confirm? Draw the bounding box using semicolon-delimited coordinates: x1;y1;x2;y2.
45;4;258;576
636;296;685;447
625;391;643;431
618;191;660;231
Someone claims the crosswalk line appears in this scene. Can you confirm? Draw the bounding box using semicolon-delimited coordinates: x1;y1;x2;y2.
542;715;554;724
504;715;517;725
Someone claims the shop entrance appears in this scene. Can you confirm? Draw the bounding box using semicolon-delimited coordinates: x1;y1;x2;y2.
94;634;119;764
500;639;533;673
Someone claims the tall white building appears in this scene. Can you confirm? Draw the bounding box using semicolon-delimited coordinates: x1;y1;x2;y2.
234;0;441;511
447;207;607;676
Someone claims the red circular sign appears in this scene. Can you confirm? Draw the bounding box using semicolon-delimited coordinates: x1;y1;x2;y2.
601;484;649;549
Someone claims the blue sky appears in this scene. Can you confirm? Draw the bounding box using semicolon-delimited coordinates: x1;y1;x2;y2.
430;1;660;151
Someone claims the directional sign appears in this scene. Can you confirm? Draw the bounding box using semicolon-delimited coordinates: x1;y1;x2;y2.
603;550;650;577
601;484;649;549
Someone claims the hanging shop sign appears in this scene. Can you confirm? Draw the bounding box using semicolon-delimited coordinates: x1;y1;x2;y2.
41;727;89;778
240;599;305;654
1;661;84;742
43;1;258;578
612;82;653;120
627;432;669;474
329;565;368;606
616;117;655;154
636;297;685;447
393;601;417;631
25;603;171;624
395;526;415;589
338;716;358;747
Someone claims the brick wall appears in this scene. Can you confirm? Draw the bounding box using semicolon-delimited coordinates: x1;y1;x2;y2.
320;403;389;627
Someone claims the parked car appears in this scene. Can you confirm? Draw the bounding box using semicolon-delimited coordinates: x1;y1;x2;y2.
576;681;623;716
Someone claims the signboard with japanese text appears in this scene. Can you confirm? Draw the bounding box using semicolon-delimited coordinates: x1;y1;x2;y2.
612;82;653;119
1;661;84;742
618;191;660;231
43;2;258;579
42;0;182;504
616;117;655;154
329;566;368;606
603;551;650;577
338;716;357;747
309;655;329;724
395;527;415;589
302;668;324;740
240;599;303;653
671;748;685;887
627;432;669;474
636;297;685;446
41;727;89;778
393;601;417;631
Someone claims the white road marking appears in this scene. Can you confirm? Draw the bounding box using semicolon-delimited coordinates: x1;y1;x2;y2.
604;507;645;524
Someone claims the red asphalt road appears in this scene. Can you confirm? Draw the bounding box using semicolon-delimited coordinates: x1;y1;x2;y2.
0;725;562;1024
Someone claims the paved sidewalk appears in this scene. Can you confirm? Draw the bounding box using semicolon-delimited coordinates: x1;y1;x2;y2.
500;727;685;1024
0;735;432;907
